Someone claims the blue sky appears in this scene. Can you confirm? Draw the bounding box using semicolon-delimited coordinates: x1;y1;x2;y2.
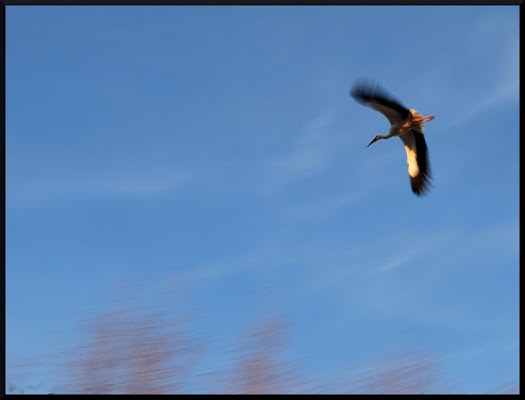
6;5;519;394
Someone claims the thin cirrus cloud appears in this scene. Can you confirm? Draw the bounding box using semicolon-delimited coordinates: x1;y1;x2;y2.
448;76;518;129
7;170;192;205
294;220;516;313
284;190;364;221
257;114;339;194
410;11;518;133
371;229;460;275
371;220;518;279
446;16;518;129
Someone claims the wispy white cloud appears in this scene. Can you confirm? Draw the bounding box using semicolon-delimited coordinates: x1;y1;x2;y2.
164;240;298;287
7;169;192;205
102;173;189;196
159;214;518;338
374;252;418;274
371;229;459;275
292;219;518;337
284;190;364;220
448;77;518;128
461;12;518;53
170;261;247;284
409;11;518;136
462;218;519;260
257;114;338;194
447;15;519;128
290;229;454;298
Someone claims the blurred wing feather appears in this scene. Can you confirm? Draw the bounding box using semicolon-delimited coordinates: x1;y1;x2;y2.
350;80;410;125
399;129;432;196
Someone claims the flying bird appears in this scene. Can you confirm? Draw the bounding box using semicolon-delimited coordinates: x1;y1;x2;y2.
350;81;435;196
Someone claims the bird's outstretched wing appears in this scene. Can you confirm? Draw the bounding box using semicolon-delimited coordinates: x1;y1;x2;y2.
350;80;410;125
399;129;432;196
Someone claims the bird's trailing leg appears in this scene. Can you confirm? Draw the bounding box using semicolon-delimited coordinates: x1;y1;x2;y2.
413;115;435;124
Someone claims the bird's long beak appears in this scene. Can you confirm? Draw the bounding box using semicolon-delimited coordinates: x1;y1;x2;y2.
425;115;435;122
367;137;378;147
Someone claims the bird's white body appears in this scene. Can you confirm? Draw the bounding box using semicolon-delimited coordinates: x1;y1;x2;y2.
383;109;428;181
350;81;434;196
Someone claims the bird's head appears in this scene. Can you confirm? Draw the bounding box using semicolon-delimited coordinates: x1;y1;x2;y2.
367;134;381;147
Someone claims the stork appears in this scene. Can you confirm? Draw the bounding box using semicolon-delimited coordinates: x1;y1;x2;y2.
350;80;434;196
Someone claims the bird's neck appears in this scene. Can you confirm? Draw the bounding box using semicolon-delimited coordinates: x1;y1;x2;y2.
389;121;412;138
384;129;397;139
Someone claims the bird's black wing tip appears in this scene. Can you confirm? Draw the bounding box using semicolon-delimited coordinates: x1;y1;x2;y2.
410;175;433;197
349;78;381;102
410;130;432;197
349;79;408;115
